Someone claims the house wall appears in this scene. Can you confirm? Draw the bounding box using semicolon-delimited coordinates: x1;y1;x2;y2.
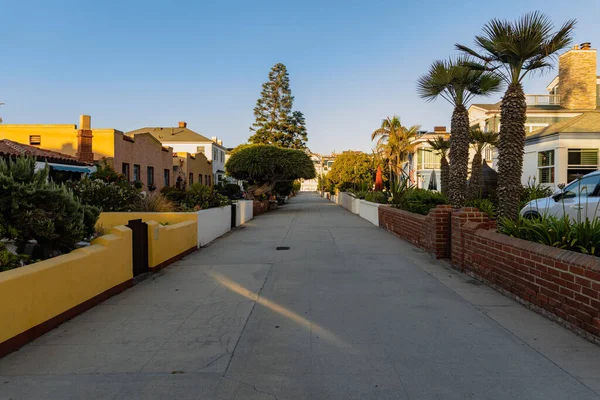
524;134;600;189
111;133;173;192
174;152;212;187
162;142;226;184
0;124;118;160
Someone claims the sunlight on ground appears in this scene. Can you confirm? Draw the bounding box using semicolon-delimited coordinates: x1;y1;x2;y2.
208;271;348;348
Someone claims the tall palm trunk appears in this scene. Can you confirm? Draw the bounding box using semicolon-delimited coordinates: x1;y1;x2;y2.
440;156;449;198
497;83;527;219
468;151;483;201
448;105;469;206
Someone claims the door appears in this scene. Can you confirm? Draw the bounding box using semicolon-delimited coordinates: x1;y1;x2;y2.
126;219;149;276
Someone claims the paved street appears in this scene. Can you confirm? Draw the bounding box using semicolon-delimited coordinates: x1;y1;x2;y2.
2;193;600;399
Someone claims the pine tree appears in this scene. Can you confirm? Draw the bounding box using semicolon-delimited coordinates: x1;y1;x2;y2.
249;63;307;149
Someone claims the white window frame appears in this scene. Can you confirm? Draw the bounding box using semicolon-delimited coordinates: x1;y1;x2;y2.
538;150;555;184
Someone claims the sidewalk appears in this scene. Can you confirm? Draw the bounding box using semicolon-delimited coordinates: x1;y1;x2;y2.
1;193;599;399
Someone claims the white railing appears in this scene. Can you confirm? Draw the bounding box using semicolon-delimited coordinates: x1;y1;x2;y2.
526;95;560;106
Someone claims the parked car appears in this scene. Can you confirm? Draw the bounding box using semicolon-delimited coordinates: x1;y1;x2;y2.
520;170;600;220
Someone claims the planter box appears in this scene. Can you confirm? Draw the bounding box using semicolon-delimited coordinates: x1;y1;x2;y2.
359;200;381;226
196;206;231;247
340;192;360;214
97;212;197;231
234;200;254;226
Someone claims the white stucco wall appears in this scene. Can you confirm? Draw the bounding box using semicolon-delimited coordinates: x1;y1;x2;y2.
359;200;380;226
195;205;231;247
234;200;253;226
524;134;600;190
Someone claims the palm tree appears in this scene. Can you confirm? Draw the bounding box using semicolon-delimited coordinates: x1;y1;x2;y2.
456;12;576;219
417;57;501;207
371;116;420;185
425;136;450;198
468;127;498;201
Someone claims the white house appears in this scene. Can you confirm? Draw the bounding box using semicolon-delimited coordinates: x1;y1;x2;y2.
127;122;228;185
468;42;600;189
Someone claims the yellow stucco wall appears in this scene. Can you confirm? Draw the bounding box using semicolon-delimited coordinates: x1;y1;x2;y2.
0;124;118;160
0;226;133;346
96;212;198;231
147;220;197;268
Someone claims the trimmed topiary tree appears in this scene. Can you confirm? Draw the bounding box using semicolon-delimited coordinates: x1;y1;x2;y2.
225;145;316;199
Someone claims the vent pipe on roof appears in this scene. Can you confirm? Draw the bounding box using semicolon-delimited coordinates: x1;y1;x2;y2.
581;42;592;50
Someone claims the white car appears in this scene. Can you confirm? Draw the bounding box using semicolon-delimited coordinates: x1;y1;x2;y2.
520;170;600;221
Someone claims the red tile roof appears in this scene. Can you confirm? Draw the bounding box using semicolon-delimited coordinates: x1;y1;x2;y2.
0;140;92;165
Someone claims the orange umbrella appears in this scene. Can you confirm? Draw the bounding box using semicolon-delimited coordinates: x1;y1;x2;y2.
375;165;383;191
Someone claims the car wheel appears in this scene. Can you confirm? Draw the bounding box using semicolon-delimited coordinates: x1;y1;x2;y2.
523;211;540;219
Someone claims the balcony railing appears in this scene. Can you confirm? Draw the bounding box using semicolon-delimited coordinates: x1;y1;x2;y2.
526;94;560;106
417;163;441;171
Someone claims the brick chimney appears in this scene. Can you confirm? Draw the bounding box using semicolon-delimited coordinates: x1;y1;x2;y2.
433;126;447;133
178;121;187;128
76;115;94;163
558;43;597;110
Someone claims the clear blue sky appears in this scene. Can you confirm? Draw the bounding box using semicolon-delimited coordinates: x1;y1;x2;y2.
1;0;599;154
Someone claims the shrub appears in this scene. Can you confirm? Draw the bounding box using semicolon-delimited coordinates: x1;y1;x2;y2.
292;181;301;193
365;191;388;204
182;183;230;210
161;186;188;204
136;194;177;212
0;243;23;271
394;188;447;215
274;181;294;197
499;215;600;256
67;179;143;212
520;177;553;208
465;198;496;220
389;179;415;209
91;160;126;183
352;190;367;199
0;156;100;261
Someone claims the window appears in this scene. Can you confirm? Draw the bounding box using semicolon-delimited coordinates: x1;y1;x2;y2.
567;149;598;182
484;146;494;162
538;150;555;184
562;174;600;198
199;174;202;185
213;148;217;160
133;164;141;182
208;175;211;186
196;146;205;154
147;166;154;187
173;165;179;172
164;169;170;186
122;163;130;181
221;151;224;162
29;135;41;145
417;149;441;170
189;172;193;186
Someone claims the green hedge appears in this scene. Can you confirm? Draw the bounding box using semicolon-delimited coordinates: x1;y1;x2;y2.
365;191;388;204
393;188;447;215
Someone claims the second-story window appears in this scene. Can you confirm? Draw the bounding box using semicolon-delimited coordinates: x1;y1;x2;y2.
189;172;193;186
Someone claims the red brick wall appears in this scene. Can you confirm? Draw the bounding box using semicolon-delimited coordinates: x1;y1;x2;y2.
452;208;600;338
378;205;452;259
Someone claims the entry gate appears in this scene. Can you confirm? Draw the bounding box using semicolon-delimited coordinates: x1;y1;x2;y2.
126;219;148;276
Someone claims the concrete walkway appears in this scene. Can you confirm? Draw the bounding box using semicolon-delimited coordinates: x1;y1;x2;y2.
2;193;600;399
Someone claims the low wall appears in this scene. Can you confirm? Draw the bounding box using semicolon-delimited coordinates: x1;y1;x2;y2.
253;200;270;216
359;200;381;226
234;200;254;226
0;226;133;357
452;209;600;339
97;212;197;230
147;220;198;270
196;205;231;247
378;205;452;259
339;192;360;214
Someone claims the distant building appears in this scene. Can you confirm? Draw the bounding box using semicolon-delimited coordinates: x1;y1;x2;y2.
127;122;228;185
0;139;96;182
469;42;600;189
173;151;213;189
301;153;337;192
0;115;174;192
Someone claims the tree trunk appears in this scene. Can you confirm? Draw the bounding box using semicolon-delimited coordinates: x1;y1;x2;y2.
468;151;483;201
497;84;527;220
246;181;277;200
440;156;450;198
448;105;469;206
